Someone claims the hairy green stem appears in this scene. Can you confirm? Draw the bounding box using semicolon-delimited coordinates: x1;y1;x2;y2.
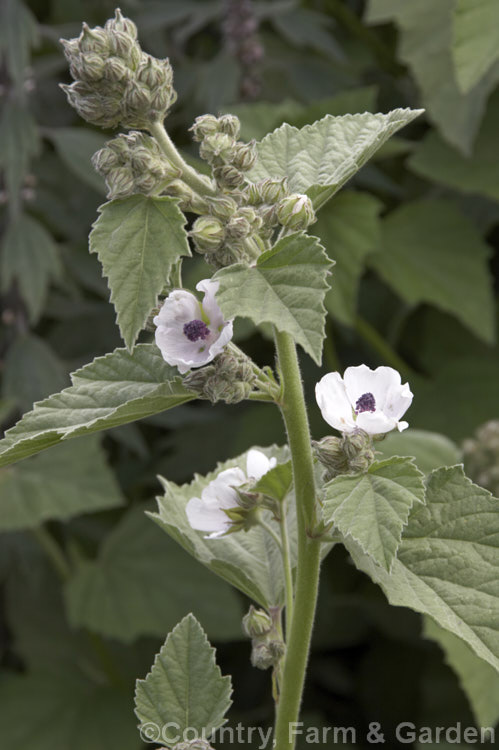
279;500;295;634
149;120;217;197
273;330;322;750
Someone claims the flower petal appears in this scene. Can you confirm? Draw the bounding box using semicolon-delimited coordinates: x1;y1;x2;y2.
356;410;397;435
315;372;356;432
344;365;401;409
383;381;413;421
185;496;231;534
208;321;233;359
197;278;224;329
246;449;275;480
153;289;201;327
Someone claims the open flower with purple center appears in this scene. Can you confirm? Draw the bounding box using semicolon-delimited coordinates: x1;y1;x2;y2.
186;450;277;538
315;364;413;435
153;279;233;374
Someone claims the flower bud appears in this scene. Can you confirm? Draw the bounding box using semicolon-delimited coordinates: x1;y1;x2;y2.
207;195;239;220
199;132;235;165
238;206;262;231
246;177;289;205
213;164;245;189
104;55;130;82
190;114;220;142
106;167;135;199
250;639;285;670
217;113;241;139
190;216;225;253
136;54;173;90
276;193;316;230
313;430;375;481
242;606;273;638
105;8;138;40
75;52;106;82
231;140;257;171
78;23;109;55
463;420;499;495
225;215;251;241
108;29;136;59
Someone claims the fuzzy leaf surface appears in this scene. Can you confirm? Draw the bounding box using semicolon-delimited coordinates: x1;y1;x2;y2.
345;466;499;673
135;614;232;744
65;506;243;643
0;344;195;468
89;196;190;350
248;108;422;209
369;200;495;343
152;446;295;608
324;457;425;571
366;0;499;155
214;232;332;364
452;0;499;94
424;618;499;728
0;436;123;531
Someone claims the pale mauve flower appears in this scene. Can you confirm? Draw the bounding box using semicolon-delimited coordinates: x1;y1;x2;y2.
315;365;413;435
186;450;277;538
154;279;233;374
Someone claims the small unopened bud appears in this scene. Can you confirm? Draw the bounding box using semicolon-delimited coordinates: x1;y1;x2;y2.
276;193;316;230
105;8;138;39
190;216;225;253
231;140;257;171
246;177;289;205
199;132;235;165
225;215;251;241
251;639;285;670
243;606;273;638
213;164;245;189
79;24;109;55
207;195;239;220
136;54;173;90
238;206;262;231
190;114;220;142
313;430;375;480
104;55;129;81
106;167;135;198
218;113;241;139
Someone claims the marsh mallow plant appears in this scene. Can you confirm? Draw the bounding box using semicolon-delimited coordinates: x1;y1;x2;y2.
1;9;498;750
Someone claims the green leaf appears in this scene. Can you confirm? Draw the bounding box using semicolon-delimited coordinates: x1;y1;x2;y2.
424;617;499;728
324;457;425;571
345;466;499;673
248;108;422;210
229;86;378;141
135;614;232;745
89;196;190;350
0;0;38;86
151;446;295;609
0;98;40;202
368;199;495;343
1;213;61;323
315;191;382;325
408;90;499;202
2;334;69;412
452;0;499;94
214;232;332;364
0;344;196;468
252;460;293;503
271;7;343;60
410;356;499;442
0;436;123;531
47;127;107;193
376;429;462;475
0;671;140;750
366;0;499;155
65;506;243;643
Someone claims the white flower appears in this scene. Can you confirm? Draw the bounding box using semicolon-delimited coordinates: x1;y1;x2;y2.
315;364;413;435
153;279;233;374
186;449;277;538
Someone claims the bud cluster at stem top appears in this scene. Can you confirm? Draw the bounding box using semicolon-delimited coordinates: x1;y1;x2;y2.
92;131;180;199
60;8;176;130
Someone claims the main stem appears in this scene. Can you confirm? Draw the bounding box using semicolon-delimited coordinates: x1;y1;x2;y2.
273;330;322;750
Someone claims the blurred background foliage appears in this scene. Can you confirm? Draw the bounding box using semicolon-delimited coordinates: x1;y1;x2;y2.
1;0;499;747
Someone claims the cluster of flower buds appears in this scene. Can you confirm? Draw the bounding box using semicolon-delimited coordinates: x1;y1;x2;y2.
184;349;256;404
60;9;176;130
243;606;285;670
92;131;180;199
191;114;257;191
245;178;316;235
313;430;376;481
463;420;499;495
189;203;263;267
